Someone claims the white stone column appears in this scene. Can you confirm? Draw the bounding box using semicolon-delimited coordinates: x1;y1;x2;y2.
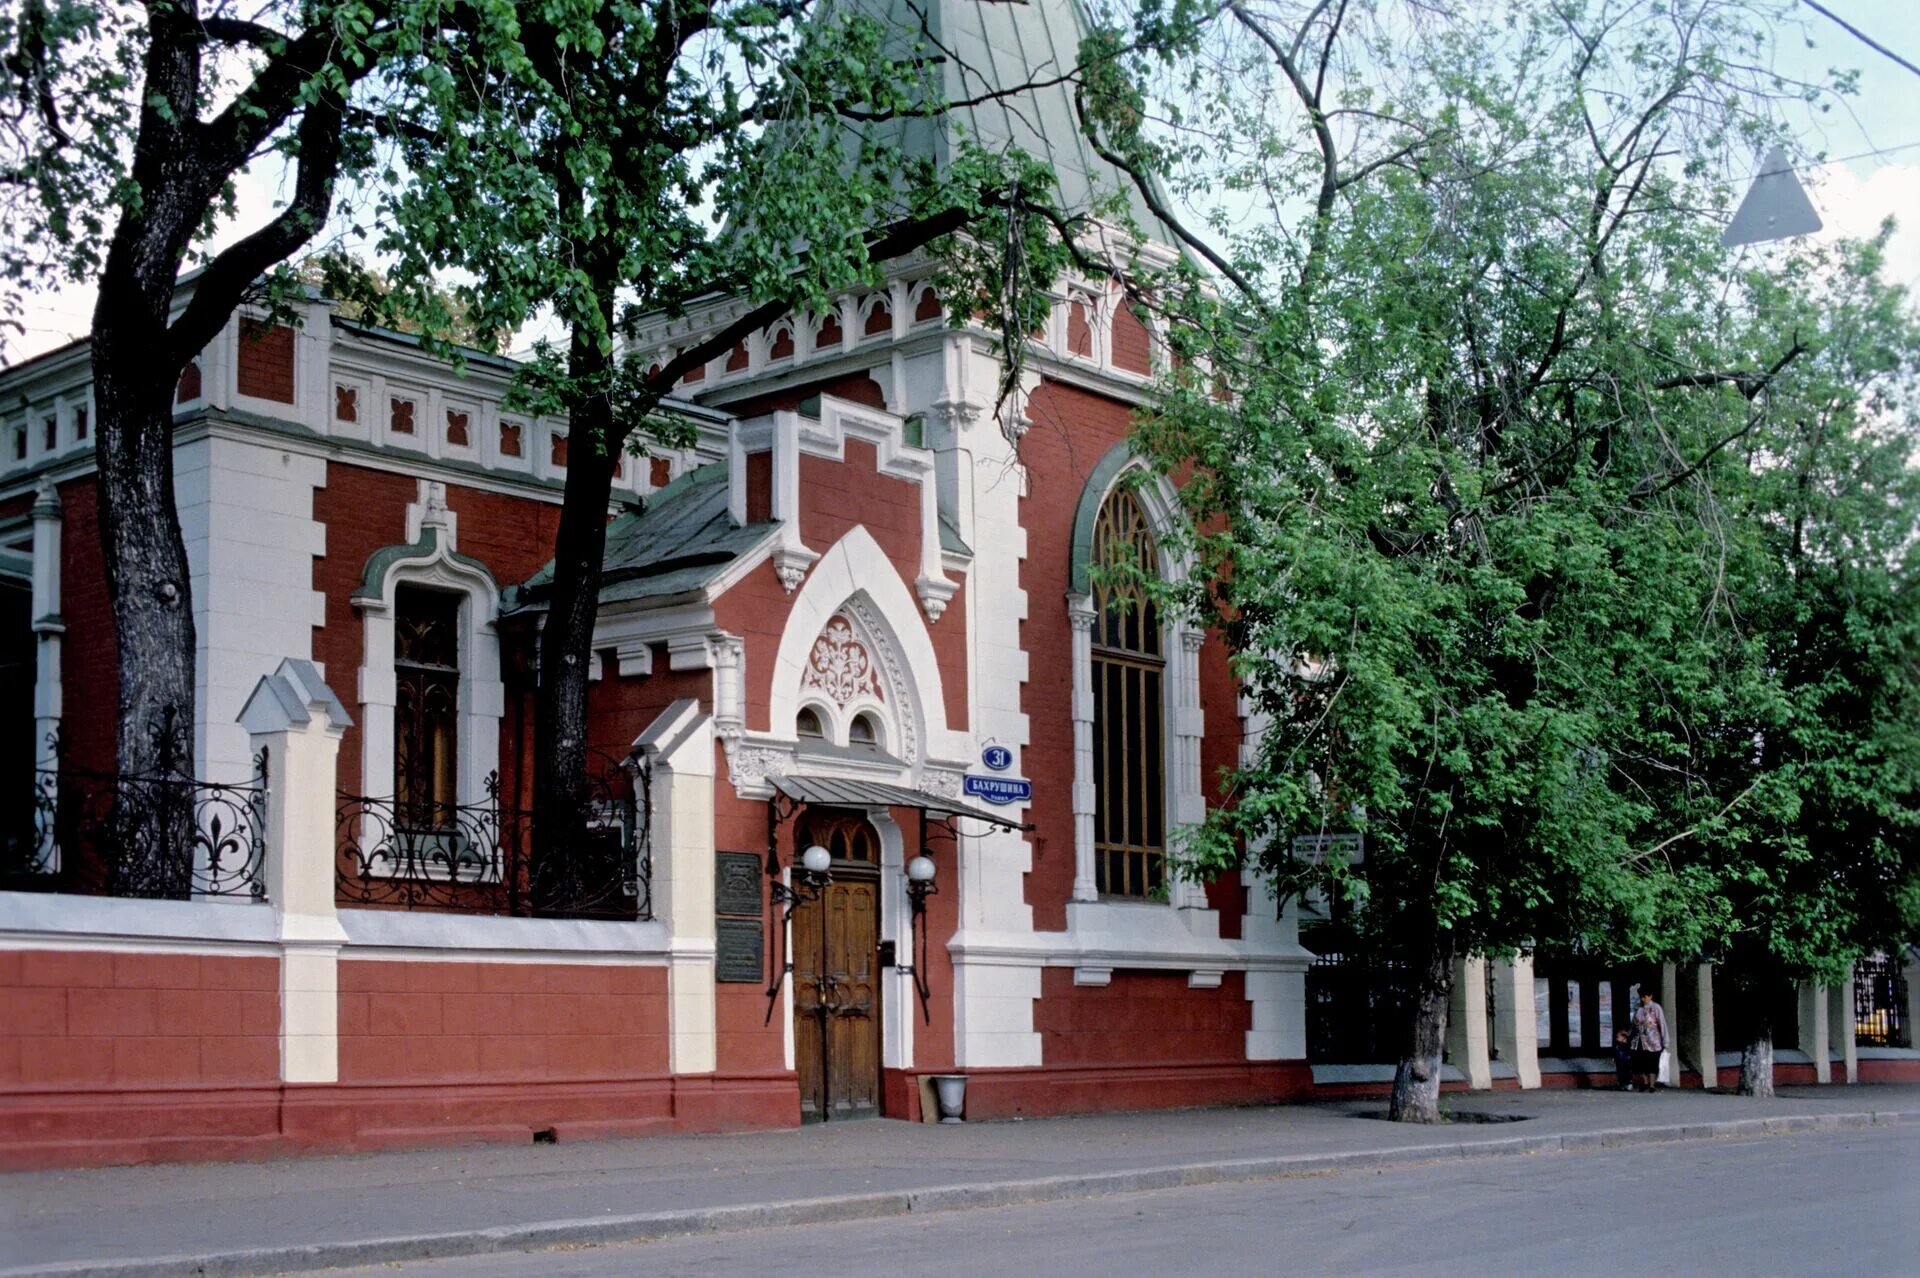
1827;964;1857;1084
239;659;350;1084
1168;628;1209;911
1447;955;1493;1090
636;700;717;1076
1243;872;1307;1061
1491;956;1542;1089
1798;980;1832;1084
1678;964;1716;1089
1066;597;1098;903
30;477;62;774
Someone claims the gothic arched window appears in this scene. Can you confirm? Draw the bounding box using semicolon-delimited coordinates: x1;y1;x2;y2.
1091;487;1164;898
797;807;879;865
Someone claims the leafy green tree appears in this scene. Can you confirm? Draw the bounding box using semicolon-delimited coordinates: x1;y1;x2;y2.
353;0;1090;896
304;253;506;352
1099;0;1882;1120
1;0;502;886
1671;230;1920;1096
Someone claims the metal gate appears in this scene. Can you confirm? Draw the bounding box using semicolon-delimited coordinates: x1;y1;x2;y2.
1854;954;1908;1048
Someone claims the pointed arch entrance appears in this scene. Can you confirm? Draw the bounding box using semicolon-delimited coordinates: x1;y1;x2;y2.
791;806;883;1122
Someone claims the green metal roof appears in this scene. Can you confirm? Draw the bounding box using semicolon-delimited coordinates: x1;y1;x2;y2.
843;0;1177;243
509;463;777;612
509;458;970;613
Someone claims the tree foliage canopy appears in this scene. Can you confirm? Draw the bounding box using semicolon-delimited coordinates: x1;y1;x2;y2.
1103;0;1919;1025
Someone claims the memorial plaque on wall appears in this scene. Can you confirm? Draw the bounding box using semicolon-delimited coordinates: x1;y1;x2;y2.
715;918;764;984
715;852;763;917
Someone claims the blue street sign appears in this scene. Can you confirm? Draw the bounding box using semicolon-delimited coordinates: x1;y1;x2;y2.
964;774;1032;806
981;744;1014;772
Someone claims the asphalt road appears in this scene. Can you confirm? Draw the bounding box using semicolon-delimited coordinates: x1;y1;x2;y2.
316;1126;1919;1277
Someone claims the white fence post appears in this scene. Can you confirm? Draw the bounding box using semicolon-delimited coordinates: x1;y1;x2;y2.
636;699;717;1076
1798;980;1832;1084
1679;963;1716;1089
1491;956;1542;1089
1446;956;1492;1090
239;659;351;1084
1827;964;1857;1084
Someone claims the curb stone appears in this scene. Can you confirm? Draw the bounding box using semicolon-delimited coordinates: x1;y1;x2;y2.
8;1108;1917;1278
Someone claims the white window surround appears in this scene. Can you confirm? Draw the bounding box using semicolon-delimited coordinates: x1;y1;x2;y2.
730;572;948;798
1067;447;1210;917
760;526;972;770
352;480;504;808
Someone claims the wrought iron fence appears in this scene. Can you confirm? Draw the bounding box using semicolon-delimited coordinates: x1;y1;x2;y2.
1305;951;1412;1063
1;735;268;901
336;756;651;920
1854;953;1908;1048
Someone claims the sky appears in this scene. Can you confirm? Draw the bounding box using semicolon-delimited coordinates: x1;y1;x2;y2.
6;0;1919;365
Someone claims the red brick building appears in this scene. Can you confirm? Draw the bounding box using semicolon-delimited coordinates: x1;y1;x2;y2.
1;0;1904;1171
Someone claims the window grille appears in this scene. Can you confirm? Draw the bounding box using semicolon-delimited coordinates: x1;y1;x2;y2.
1855;954;1908;1048
394;586;460;831
1091;487;1165;898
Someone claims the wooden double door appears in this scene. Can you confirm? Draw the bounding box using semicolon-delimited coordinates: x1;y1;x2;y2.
792;810;883;1122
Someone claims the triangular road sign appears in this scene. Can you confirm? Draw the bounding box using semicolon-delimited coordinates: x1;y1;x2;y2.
1722;145;1824;247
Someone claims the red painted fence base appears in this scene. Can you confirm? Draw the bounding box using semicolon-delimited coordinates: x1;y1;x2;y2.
0;1073;797;1171
947;1061;1314;1120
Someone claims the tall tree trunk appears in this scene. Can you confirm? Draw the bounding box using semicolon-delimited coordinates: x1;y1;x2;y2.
1739;1032;1774;1097
92;288;198;897
70;0;355;895
83;0;205;897
529;324;618;915
1389;926;1457;1123
1739;999;1774;1097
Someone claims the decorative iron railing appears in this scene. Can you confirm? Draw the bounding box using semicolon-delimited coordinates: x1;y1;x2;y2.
335;756;651;920
1;740;269;902
1854;953;1908;1048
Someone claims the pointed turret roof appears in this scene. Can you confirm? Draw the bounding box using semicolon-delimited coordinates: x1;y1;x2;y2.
850;0;1176;246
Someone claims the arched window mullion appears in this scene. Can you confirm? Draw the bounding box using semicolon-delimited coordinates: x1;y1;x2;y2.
1089;487;1166;900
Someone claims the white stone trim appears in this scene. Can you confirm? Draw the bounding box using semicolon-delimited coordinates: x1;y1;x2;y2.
354;480;504;809
240;658;351;1084
869;808;915;1071
29;479;61;850
1240;869;1307;1060
755;526;971;793
587;602;736;687
728;410;818;591
1067;597;1099;903
731;395;955;619
0;891;279;953
948;915;1313;979
339;909;672;961
795;603;908;757
174;436;330;783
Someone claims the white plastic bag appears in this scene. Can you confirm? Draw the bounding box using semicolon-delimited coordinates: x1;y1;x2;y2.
1657;1049;1674;1086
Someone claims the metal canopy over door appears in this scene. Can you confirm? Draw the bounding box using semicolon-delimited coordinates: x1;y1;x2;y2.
792;808;882;1122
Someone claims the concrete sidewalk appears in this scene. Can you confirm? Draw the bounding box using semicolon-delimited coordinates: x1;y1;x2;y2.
5;1085;1918;1278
